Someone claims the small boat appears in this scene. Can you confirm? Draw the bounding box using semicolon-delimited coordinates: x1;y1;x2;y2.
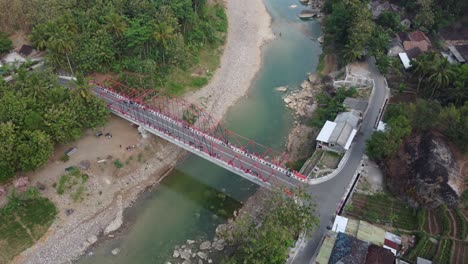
299;10;318;20
299;0;309;5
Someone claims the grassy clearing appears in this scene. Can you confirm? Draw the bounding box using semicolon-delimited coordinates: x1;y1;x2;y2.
319;151;342;169
163;40;225;95
56;167;88;202
0;197;56;264
286;158;308;171
345;192;419;230
316;53;325;76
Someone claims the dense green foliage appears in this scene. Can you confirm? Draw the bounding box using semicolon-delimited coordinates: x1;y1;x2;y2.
221;190;318;264
0;31;12;54
0;192;57;263
365;104;412;160
366;99;468;159
324;0;374;64
412;53;468;105
27;0;227;91
0;71;108;182
323;0;468;67
309;87;357;127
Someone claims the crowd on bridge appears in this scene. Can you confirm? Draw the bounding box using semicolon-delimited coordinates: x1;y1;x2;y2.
92;85;308;185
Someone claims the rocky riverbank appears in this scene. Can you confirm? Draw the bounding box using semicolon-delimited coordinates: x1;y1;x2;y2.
166;188;271;264
282;73;324;162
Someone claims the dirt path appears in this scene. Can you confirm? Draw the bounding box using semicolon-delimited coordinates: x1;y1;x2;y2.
321;54;336;76
425;210;433;234
14;214;36;242
429;210;441;235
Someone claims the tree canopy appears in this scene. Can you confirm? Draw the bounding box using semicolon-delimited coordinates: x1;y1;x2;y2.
0;70;108;182
24;0;227;91
366;100;468;160
221;190;318;264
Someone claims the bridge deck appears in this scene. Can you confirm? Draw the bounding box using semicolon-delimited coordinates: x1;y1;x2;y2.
92;85;307;189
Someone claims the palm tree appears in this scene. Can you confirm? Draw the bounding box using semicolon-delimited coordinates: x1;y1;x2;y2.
428;57;455;98
104;13;127;38
411;58;429;95
449;80;468;106
342;43;362;64
153;22;175;65
49;29;75;75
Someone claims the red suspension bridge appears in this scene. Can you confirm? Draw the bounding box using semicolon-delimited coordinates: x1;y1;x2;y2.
89;79;308;190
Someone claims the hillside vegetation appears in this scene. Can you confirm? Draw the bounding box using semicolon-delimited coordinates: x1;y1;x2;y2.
0;72;108;182
1;0;227;92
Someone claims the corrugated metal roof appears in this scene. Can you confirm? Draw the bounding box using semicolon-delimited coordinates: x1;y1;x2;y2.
316;121;336;143
365;244;395;264
344;129;357;150
334;112;360;128
385;232;401;245
356;221;386;246
343;98;368;113
329;232;369;264
398;53;411;69
332;215;349;233
449;45;466;62
345;218;359;236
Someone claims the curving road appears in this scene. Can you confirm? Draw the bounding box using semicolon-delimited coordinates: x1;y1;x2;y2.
291;59;389;264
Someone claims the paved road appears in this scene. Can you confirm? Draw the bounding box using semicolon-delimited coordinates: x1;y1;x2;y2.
91;85;308;190
291;59;389;264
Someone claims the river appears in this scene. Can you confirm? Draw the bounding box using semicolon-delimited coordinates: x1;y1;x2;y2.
78;0;321;263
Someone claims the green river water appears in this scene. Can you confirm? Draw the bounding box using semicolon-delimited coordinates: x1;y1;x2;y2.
78;0;321;263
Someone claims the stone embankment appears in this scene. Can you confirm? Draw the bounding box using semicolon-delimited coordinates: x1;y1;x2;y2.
167;188;271;264
283;73;320;118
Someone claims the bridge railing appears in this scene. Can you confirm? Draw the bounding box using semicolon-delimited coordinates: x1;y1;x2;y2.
91;82;308;186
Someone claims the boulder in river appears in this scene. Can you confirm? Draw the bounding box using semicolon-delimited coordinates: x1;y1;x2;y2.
111;248;120;256
180;250;191;260
199;241;212;251
275;86;288;92
87;235;98;245
197;251;208;260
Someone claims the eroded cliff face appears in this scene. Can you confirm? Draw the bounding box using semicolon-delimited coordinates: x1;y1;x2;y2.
383;132;463;208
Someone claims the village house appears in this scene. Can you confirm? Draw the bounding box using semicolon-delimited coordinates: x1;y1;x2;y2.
390;30;432;69
445;44;468;64
316;111;360;153
315;215;403;264
343;97;368;117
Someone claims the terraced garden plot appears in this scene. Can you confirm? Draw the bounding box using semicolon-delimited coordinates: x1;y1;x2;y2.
406;234;438;261
345;193;419;230
423;210;442;235
451;241;467;264
453;209;467;240
434;238;453;264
